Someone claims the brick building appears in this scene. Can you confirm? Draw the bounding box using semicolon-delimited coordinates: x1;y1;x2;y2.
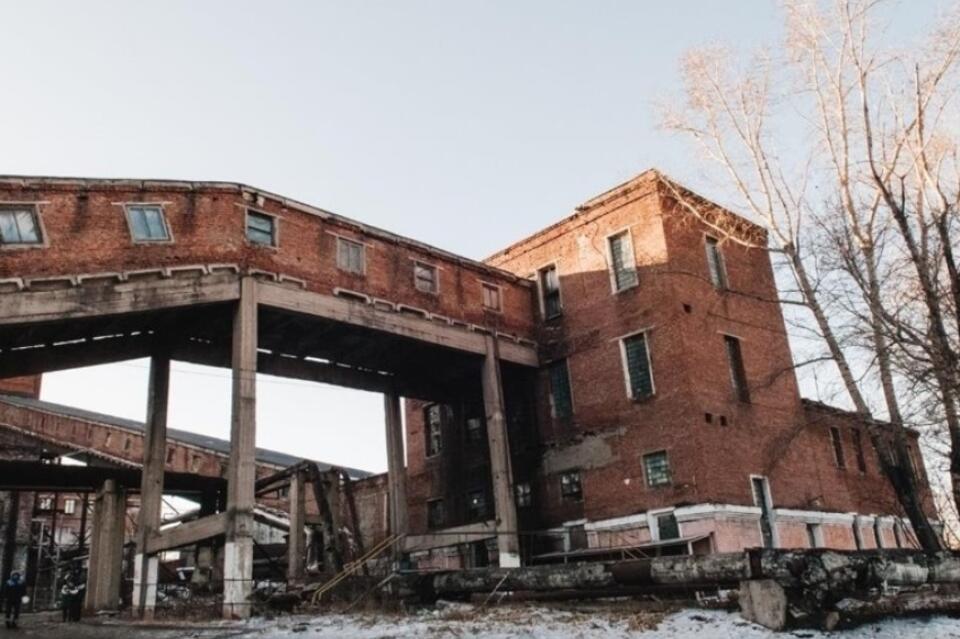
0;169;935;605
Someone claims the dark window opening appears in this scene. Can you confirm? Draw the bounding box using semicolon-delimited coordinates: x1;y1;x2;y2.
724;335;750;402
657;512;680;540
515;482;532;508
539;265;562;319
427;499;445;529
852;428;867;473
560;471;582;502
623;332;654;399
465;416;485;444
643;451;672;487
705;236;727;290
548;359;573;419
704;412;713;424
425;404;446;457
608;231;639;291
246;210;276;246
466;490;488;521
830;427;846;469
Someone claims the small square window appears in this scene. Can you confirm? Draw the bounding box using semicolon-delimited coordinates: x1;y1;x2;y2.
414;261;439;294
39;496;53;511
643;451;672;487
63;498;76;515
246;210;277;246
560;471;582;501
127;205;170;242
427;499;445;529
656;512;680;540
337;237;365;274
0;206;42;245
515;482;532;508
482;283;502;311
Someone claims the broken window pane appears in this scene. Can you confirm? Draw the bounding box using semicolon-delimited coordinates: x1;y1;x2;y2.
246;210;276;246
0;207;42;244
337;237;365;274
643;451;671;487
623;333;654;399
608;231;638;291
414;261;438;293
128;205;170;241
560;470;582;501
539;265;562;319
425;403;445;456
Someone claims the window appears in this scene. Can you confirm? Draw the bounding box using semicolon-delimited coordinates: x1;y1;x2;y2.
276;486;290;499
656;512;680;540
724;335;750;402
465;416;484;444
467;490;488;521
124;437;132;451
515;482;532;508
191;454;202;473
336;237;365;274
482;283;502;312
830;427;846;469
622;332;654;400
413;261;439;294
705;236;727;290
643;451;672;487
246;210;276;246
560;471;582;501
427;499;445;529
38;496;53;511
608;230;639;291
425;404;446;457
548;359;573;419
0;206;42;245
166;447;176;464
806;523;823;548
126;205;170;242
64;499;76;515
852;429;867;473
538;265;562;319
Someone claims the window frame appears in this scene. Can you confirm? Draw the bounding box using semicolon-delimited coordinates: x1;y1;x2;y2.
559;470;583;502
412;260;440;295
63;498;76;515
424;403;445;458
515;482;533;508
336;236;367;275
466;489;489;521
722;333;751;403
547;358;575;420
829;426;846;469
606;227;639;293
619;329;656;400
480;281;503;313
0;203;46;249
648;507;680;541
704;235;728;290
124;203;173;244
536;263;563;320
245;208;279;248
642;450;672;488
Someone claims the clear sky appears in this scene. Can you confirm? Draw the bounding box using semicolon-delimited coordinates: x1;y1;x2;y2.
0;1;938;473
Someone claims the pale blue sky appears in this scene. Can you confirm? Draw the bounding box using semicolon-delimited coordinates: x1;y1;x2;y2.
0;1;938;473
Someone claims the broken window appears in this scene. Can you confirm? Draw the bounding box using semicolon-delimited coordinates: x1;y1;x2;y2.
481;282;502;312
548;359;573;419
538;264;562;319
0;206;42;245
852;428;867;473
705;236;727;290
608;230;639;291
424;404;446;457
560;470;582;501
246;210;276;246
427;499;445;529
466;490;488;521
414;261;439;294
622;332;654;399
656;512;680;540
126;204;170;242
38;496;53;511
643;451;671;487
336;237;365;274
724;335;750;402
515;482;532;508
63;498;76;515
830;427;846;469
465;416;484;444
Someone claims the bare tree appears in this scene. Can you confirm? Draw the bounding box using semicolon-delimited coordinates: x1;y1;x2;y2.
660;0;960;550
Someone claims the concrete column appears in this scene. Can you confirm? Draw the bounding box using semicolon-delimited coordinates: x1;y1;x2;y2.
133;354;170;618
480;334;521;567
223;277;258;619
383;391;408;555
287;471;306;583
85;479;126;612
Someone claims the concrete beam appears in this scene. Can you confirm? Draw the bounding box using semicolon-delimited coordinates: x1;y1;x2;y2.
403;520;497;553
0;333;155;379
146;512;229;554
223;278;257;619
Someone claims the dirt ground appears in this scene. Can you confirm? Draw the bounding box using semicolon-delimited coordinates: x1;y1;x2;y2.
0;613;234;639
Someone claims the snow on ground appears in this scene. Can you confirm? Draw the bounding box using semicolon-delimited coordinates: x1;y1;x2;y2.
230;606;960;639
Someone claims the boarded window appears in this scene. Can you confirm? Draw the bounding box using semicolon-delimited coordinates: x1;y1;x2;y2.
414;261;439;294
0;206;42;245
127;205;170;242
608;231;639;291
427;499;445;529
336;237;365;274
538;265;562;319
548;359;573;419
246;210;276;246
623;333;654;399
724;335;750;402
657;512;680;540
705;236;727;289
852;429;867;472
830;427;846;469
643;451;671;487
425;404;446;457
467;490;488;521
515;482;532;508
560;471;582;501
482;282;502;311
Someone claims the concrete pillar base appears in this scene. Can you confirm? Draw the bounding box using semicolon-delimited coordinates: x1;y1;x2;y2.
223;537;254;619
739;579;787;630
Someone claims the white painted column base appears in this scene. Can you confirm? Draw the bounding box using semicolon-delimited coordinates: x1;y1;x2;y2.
222;538;254;619
132;553;159;618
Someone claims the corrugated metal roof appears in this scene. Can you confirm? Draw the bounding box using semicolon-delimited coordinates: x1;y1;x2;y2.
0;394;372;478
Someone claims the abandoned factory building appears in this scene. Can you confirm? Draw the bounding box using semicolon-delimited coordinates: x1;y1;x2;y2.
0;169;933;614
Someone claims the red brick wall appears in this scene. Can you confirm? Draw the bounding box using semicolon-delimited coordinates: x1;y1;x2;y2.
0;376;41;398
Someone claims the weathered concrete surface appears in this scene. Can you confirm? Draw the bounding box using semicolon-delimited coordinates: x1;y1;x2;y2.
739;579;787;630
